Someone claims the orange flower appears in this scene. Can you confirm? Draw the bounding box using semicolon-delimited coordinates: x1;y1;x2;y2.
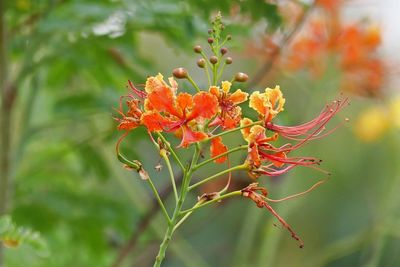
249;86;285;123
115;81;145;131
210;136;228;163
240;118;326;178
209;81;248;129
141;74;218;147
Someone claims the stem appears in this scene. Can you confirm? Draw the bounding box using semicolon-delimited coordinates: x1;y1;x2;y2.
202;120;262;143
186;74;201;92
146;178;171;223
157;132;185;171
188;164;248;191
153;143;201;267
193;145;247;170
212;64;217;85
216;62;226;83
200;51;212;86
180;191;241;214
161;152;179;202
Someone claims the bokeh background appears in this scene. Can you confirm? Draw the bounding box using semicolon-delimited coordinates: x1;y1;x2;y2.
1;0;400;266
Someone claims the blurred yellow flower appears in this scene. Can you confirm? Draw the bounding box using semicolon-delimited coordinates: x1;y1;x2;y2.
390;97;400;129
354;106;389;142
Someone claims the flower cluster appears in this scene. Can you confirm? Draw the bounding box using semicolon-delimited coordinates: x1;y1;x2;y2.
249;0;385;96
115;13;347;258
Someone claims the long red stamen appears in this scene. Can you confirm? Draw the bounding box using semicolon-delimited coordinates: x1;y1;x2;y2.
266;98;349;150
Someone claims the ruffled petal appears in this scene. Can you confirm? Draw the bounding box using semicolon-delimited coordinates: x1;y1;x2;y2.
141;111;179;132
177;93;193;113
147;85;179;116
265;86;285;116
188;92;218;120
145;73;166;93
249;91;267;116
178;125;207;148
229;89;248;104
247;125;267;143
221;81;231;93
209;86;220;98
210;136;228;163
240;118;254;142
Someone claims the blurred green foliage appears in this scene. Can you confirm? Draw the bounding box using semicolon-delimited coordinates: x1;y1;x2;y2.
1;0;399;267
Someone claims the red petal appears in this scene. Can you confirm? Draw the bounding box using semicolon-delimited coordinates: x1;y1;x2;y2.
210;137;228;163
188;92;218;120
178;125;207;148
177;93;193;112
141;111;179;132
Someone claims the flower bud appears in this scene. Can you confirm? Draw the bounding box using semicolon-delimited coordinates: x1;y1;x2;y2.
193;45;202;53
172;68;188;79
208;29;213;34
208;38;214;44
210;56;218;65
197;58;206;68
225;57;233;64
220;47;228;55
234;72;248;82
227;35;232;40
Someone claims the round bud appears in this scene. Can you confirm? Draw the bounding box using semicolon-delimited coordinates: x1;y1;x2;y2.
225;57;233;64
193;45;202;53
227;35;232;40
234;72;248;82
197;58;206;68
172;68;188;79
220;47;228;55
210;56;218;65
208;29;213;34
207;38;214;44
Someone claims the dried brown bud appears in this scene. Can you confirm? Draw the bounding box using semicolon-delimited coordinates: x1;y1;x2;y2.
210;56;218;65
225;57;233;64
220;47;228;55
193;45;202;53
172;67;188;79
234;72;248;82
208;38;214;44
197;58;206;68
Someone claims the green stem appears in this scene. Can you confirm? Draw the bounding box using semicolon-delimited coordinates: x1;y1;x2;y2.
202;120;262;143
157;132;185;171
193;145;248;170
212;64;217;85
180;191;241;214
146;178;171;223
161;152;179;202
153;143;201;267
188;164;248;191
200;51;212;86
216;62;226;83
186;74;201;92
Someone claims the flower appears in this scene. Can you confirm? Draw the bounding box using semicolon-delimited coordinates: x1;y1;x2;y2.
209;81;248;129
115;81;145;131
241;183;304;248
210;136;228;163
141;74;218;147
249;86;285;124
240;118;323;178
